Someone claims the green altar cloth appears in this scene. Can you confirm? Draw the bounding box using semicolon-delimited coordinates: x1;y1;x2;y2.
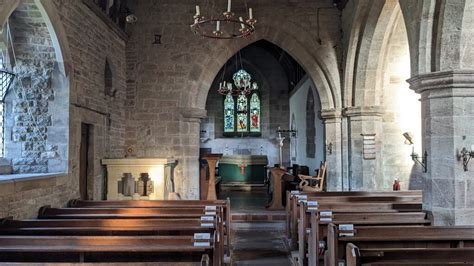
219;155;268;184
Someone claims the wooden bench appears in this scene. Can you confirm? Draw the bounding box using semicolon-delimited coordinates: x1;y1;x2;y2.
305;212;431;265
346;243;474;265
0;217;217;236
327;224;474;266
37;205;226;263
0;235;215;264
295;201;423;265
285;190;422;242
67;199;232;258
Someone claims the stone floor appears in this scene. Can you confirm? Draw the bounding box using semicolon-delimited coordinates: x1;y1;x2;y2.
218;189;269;211
231;222;293;266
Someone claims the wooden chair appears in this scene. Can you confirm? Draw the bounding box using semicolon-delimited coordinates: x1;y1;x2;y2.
298;161;327;192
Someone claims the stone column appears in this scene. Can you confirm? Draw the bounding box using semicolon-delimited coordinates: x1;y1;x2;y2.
344;106;384;191
321;108;343;191
408;70;474;225
177;107;207;200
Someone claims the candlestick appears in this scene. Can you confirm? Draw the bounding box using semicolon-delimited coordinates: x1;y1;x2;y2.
227;0;232;12
195;5;200;15
249;8;253;19
239;17;245;29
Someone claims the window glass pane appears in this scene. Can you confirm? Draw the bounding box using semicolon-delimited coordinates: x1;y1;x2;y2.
250;93;260;132
236;93;248;132
224;93;235;132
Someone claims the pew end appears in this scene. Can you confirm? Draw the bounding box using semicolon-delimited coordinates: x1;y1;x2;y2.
37;205;51;217
0;216;13;225
345;243;360;266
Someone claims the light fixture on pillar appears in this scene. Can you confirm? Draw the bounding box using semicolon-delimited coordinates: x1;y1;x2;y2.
190;0;257;39
459;146;474;171
403;132;428;173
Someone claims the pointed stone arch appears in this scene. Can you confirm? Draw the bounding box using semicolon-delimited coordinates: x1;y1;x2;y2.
189;25;341;113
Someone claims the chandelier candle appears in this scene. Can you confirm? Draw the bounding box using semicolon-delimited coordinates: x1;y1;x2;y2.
227;0;232;12
216;21;220;31
195;5;200;16
239;17;245;29
249;8;253;19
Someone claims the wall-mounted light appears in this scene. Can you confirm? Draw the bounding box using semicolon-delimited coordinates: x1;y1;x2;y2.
459;147;474;171
403;132;428;173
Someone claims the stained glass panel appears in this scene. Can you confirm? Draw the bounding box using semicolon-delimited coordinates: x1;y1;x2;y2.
237;93;247;132
250;93;260;132
224;93;235;132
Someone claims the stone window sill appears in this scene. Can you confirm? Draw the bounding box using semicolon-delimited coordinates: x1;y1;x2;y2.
0;172;67;183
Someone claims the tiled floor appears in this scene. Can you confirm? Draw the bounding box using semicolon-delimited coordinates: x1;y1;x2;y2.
231;222;292;266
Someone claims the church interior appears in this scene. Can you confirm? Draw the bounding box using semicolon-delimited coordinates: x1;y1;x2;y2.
0;0;473;265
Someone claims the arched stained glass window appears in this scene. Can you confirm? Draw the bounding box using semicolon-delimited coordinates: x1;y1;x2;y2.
236;93;248;132
222;69;261;136
250;93;260;132
224;93;235;132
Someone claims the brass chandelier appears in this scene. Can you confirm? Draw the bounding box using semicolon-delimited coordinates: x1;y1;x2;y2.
190;0;257;39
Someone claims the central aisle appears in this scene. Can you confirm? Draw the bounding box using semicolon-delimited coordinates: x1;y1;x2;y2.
231;222;292;266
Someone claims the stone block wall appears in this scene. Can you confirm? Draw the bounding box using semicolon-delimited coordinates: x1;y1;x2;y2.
0;0;127;218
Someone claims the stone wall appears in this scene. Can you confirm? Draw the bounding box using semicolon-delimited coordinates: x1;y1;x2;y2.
289;76;325;173
4;0;64;173
0;0;127;218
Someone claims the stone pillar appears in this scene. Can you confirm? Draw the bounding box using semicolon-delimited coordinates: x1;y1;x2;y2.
321;108;343;191
344;106;384;191
178;107;207;200
408;70;474;225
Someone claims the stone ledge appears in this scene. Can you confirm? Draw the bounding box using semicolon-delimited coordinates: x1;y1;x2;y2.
0;172;68;196
0;172;66;183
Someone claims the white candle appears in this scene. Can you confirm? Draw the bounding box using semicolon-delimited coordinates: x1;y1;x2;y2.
239;17;245;29
249;8;253;19
216;20;220;31
195;5;200;15
471;144;474;151
219;82;222;88
227;0;231;12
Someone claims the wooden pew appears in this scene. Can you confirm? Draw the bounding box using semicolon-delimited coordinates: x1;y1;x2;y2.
327;224;474;266
285;190;422;244
295;201;423;266
38;206;217;219
0;235;215;264
37;206;226;263
305;211;431;266
346;243;474;265
67;199;232;258
0;217;217;236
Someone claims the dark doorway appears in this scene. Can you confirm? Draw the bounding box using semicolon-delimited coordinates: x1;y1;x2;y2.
79;123;91;200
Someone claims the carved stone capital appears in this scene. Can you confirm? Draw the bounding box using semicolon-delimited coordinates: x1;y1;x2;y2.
343;106;384;117
407;70;474;98
320;108;342;122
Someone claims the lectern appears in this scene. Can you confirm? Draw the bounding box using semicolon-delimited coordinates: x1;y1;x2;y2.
201;153;223;200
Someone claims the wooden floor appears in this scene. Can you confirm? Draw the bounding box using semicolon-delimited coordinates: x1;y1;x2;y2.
232;222;292;266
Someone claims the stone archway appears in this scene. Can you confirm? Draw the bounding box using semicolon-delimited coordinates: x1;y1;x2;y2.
189;25;342;112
